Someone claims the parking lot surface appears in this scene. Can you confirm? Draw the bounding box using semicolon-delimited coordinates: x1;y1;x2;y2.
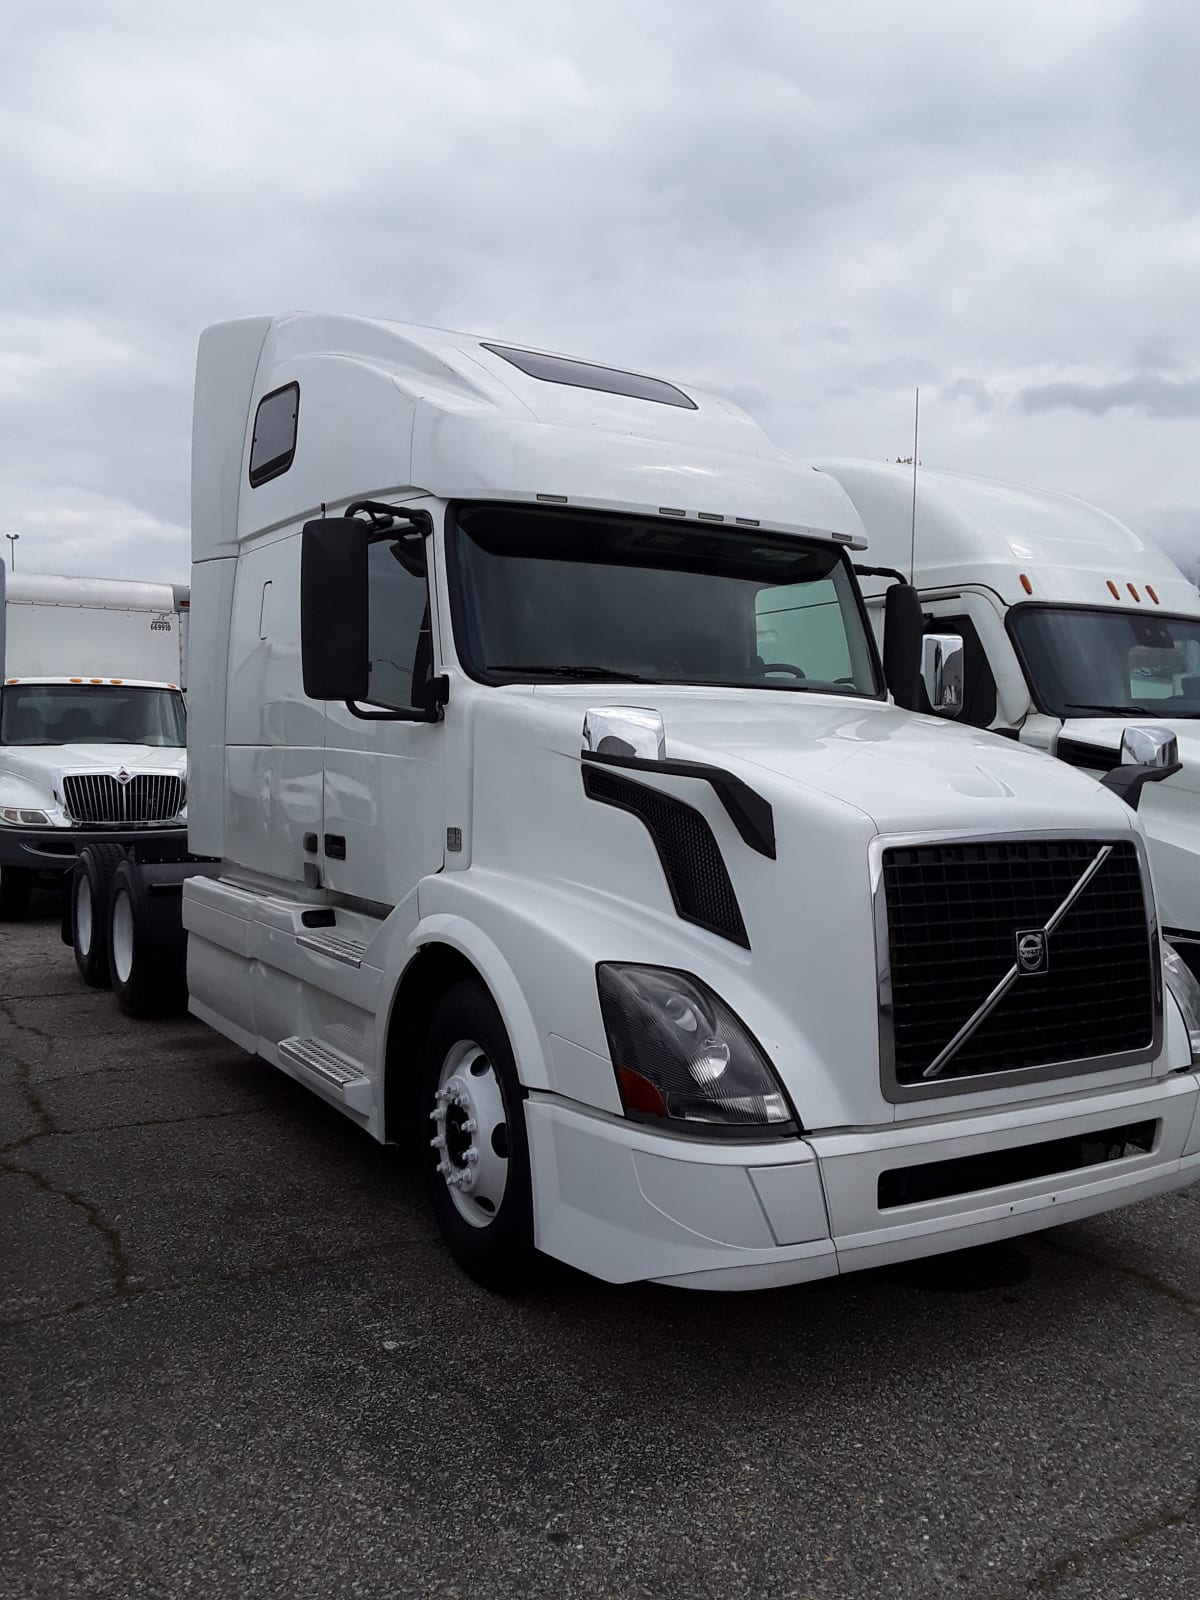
2;905;1198;1599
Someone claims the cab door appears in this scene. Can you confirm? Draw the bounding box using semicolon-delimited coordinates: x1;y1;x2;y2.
319;532;445;914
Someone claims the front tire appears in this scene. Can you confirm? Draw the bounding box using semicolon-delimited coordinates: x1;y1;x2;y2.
420;980;540;1292
0;865;33;920
71;845;127;987
107;861;186;1017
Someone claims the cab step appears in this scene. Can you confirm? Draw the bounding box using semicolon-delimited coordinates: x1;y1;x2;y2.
295;931;368;968
277;1036;372;1112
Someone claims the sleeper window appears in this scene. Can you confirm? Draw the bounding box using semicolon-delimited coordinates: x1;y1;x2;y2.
248;383;299;486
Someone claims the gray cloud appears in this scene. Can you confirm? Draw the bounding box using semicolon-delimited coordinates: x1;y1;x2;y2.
943;378;997;413
1;1;1200;580
1016;374;1200;419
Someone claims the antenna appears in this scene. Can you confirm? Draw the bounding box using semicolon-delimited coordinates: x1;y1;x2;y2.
908;388;919;583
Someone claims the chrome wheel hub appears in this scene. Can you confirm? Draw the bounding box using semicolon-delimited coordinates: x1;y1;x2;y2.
430;1039;509;1228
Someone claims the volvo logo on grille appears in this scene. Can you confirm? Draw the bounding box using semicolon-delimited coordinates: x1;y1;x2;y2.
1016;929;1049;976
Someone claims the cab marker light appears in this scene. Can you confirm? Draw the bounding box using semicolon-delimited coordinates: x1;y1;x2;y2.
1107;580;1121;598
1019;573;1033;594
1128;583;1141;602
110;678;122;684
69;677;82;683
1147;585;1160;604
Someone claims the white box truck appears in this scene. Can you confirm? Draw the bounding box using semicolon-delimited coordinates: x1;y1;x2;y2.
813;461;1200;982
0;570;188;928
69;315;1200;1292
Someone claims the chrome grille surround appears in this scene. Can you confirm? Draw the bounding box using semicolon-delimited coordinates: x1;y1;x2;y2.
61;772;185;826
872;829;1162;1104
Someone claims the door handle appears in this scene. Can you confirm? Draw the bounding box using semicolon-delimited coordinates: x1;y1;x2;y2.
324;834;347;860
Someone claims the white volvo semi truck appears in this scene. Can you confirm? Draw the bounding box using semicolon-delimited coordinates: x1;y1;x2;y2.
0;568;188;924
68;315;1200;1292
813;461;1200;983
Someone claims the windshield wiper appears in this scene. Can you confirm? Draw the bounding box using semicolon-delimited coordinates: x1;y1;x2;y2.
491;664;653;682
1065;703;1160;717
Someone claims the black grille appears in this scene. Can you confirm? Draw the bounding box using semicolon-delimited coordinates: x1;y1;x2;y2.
583;766;749;947
883;839;1155;1086
62;773;185;825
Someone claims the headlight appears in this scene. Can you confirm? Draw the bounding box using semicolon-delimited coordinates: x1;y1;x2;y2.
597;964;797;1134
1163;944;1200;1065
0;807;50;826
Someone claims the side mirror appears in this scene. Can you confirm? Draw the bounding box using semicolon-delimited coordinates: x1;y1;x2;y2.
882;583;923;711
583;706;666;760
300;518;370;701
1102;726;1182;811
1121;726;1179;769
921;634;964;717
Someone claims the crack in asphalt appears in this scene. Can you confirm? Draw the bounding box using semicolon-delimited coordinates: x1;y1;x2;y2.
1042;1236;1199;1316
1012;1478;1200;1595
0;1236;426;1329
0;1104;268;1156
0;1152;132;1301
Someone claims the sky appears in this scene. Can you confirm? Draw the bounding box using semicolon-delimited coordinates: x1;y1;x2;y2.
3;0;1200;584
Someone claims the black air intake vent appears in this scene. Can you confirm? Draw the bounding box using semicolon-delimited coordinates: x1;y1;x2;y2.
583;766;749;948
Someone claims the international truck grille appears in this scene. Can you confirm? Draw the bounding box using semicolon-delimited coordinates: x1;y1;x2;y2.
62;773;185;825
882;839;1155;1086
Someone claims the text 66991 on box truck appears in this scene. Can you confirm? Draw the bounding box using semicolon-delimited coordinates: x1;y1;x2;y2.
68;314;1200;1292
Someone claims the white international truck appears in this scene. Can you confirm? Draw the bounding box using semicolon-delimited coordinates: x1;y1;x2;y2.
813;461;1200;983
0;569;188;927
66;314;1200;1293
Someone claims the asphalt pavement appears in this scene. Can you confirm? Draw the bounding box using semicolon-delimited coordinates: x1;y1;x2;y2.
2;903;1198;1599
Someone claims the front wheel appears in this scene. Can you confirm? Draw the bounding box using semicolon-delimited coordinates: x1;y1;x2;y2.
71;845;127;987
420;980;540;1292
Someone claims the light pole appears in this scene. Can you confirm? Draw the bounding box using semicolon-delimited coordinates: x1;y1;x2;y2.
4;533;17;572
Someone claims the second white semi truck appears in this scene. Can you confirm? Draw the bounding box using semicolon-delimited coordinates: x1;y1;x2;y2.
815;461;1200;982
65;314;1200;1293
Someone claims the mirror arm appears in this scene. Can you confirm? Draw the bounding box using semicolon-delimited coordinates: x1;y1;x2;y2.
343;674;449;724
1100;762;1182;812
854;563;909;586
346;501;434;537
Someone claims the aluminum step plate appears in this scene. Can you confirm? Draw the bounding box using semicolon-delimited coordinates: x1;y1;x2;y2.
277;1036;371;1112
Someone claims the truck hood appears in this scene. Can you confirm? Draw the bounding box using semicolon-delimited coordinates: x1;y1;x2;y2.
1;744;186;797
1061;716;1200;798
617;692;1137;836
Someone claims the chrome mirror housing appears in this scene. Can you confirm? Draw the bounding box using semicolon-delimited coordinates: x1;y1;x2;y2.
920;634;964;717
1121;726;1179;769
583;706;666;760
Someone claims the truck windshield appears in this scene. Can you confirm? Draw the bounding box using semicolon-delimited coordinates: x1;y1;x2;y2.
0;685;187;746
450;504;881;696
1010;606;1200;718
